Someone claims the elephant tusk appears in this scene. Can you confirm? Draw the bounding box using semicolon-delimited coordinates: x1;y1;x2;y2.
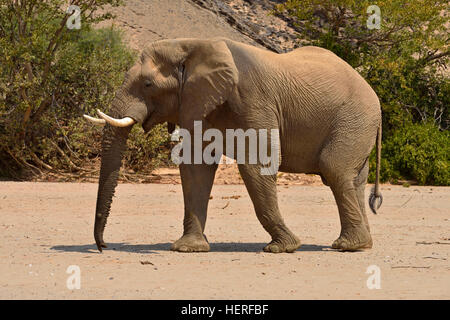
96;109;136;127
83;114;106;126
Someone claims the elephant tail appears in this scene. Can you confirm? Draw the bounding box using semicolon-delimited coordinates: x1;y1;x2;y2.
369;124;383;214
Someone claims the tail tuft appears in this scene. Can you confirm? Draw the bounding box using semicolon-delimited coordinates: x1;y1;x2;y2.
369;186;383;214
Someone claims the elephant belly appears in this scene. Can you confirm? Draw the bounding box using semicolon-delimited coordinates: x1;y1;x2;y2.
279;152;321;174
279;138;323;174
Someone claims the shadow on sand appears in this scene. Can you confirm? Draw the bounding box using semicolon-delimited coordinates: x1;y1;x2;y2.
51;242;331;254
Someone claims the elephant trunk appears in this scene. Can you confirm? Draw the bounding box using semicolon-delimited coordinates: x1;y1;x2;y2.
94;123;131;252
90;80;148;252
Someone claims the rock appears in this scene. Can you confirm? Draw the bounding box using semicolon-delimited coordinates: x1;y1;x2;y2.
191;0;300;53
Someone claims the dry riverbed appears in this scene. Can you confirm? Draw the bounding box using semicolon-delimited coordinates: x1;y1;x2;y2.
0;182;449;299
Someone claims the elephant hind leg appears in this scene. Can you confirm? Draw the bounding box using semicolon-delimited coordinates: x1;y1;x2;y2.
354;158;372;235
320;155;372;251
238;164;301;253
329;176;372;251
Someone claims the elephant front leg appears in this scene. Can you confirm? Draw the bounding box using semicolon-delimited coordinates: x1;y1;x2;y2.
171;163;218;252
238;164;301;253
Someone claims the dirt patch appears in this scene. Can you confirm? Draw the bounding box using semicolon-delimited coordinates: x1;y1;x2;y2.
0;182;449;299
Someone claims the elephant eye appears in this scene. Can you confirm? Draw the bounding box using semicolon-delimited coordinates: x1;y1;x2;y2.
144;79;152;88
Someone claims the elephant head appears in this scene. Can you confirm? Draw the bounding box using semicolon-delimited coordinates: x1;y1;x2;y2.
84;39;239;251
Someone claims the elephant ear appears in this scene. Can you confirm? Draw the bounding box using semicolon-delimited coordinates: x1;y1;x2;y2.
179;40;238;131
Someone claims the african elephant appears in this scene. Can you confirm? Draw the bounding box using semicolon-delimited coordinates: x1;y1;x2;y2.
84;38;383;253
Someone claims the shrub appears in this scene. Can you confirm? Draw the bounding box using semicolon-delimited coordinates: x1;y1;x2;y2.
370;122;449;185
0;1;171;179
368;122;450;185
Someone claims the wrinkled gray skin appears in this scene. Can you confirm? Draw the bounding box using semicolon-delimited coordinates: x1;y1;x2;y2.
93;38;382;253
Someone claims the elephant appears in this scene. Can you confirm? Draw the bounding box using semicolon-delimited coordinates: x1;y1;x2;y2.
84;37;383;253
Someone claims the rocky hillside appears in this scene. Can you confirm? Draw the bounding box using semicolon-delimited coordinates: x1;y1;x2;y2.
98;0;300;52
191;0;301;52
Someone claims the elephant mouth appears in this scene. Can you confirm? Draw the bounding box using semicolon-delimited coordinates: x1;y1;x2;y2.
142;110;174;133
142;112;155;133
143;115;177;134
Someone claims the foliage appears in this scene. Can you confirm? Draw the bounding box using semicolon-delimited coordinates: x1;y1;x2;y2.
276;0;449;184
125;125;174;174
369;122;449;185
0;0;171;179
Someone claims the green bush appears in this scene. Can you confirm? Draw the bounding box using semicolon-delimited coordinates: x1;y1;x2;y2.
0;1;171;179
125;125;174;174
369;122;449;185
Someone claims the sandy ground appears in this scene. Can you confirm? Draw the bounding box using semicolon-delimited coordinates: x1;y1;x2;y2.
0;181;449;299
150;165;324;185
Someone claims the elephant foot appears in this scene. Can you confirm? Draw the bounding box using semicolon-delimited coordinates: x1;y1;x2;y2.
171;234;210;253
332;225;372;251
263;234;301;253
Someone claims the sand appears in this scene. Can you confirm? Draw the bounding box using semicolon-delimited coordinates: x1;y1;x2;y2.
0;182;449;299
